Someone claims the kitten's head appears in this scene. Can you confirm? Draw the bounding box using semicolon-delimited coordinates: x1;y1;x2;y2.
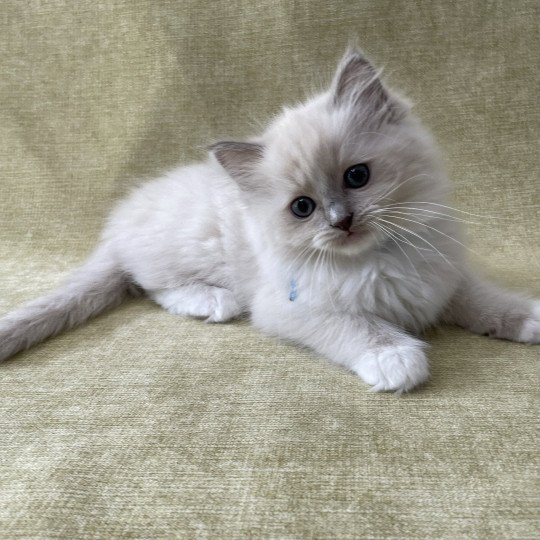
210;49;448;257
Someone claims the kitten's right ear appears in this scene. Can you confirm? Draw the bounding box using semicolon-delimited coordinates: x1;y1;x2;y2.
208;141;264;190
331;48;384;103
331;48;408;122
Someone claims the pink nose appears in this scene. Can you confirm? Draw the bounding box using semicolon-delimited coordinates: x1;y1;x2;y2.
332;213;353;232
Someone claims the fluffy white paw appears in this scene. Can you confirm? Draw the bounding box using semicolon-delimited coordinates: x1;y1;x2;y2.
351;342;430;394
153;286;242;323
518;301;540;344
204;288;242;323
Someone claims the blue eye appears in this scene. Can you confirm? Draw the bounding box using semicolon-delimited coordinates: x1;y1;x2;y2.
344;163;370;189
290;197;316;218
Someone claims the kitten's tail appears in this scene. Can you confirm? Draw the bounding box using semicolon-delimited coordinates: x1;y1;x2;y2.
0;246;134;362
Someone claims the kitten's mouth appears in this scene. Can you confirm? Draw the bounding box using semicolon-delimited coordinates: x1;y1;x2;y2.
332;227;371;250
313;226;372;254
340;228;366;241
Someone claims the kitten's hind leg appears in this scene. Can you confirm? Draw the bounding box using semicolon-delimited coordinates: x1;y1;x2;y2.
442;270;540;343
151;284;243;323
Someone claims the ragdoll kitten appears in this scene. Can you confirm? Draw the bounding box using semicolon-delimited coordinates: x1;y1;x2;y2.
0;49;538;391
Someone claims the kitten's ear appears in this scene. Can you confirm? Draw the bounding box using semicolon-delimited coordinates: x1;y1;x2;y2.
208;141;264;189
331;48;406;121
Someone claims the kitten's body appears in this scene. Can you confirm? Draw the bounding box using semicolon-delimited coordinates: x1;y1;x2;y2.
1;50;538;391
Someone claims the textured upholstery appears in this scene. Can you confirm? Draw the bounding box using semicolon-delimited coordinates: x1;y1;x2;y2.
1;1;538;537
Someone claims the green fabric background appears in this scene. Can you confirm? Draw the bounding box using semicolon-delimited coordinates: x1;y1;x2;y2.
1;1;538;538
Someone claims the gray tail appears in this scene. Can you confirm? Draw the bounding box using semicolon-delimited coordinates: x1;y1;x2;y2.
0;247;134;362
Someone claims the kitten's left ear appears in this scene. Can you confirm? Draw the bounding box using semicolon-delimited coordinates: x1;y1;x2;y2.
208;141;264;189
331;48;408;121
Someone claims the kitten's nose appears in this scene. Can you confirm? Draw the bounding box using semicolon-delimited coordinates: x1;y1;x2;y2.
332;213;354;232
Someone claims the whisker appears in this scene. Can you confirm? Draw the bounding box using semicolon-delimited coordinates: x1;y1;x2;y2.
380;214;479;256
284;244;313;276
371;173;431;208
378;206;480;225
370;222;422;280
392;200;499;220
373;219;437;273
376;217;462;275
325;250;340;314
371;219;434;253
307;246;325;309
374;207;464;223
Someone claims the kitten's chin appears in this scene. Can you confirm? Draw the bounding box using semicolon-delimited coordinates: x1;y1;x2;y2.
321;230;375;256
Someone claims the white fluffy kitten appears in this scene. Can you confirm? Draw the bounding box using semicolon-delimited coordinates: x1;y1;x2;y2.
1;49;538;391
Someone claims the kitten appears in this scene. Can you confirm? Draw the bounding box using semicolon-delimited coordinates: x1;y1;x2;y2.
0;49;538;392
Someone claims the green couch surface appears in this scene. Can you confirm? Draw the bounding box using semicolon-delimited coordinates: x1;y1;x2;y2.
1;1;538;538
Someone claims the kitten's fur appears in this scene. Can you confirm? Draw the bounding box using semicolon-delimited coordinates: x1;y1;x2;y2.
1;49;538;391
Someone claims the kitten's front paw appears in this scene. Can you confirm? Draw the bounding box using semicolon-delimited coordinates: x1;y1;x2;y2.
518;300;540;344
153;285;242;323
204;288;242;323
352;341;430;394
